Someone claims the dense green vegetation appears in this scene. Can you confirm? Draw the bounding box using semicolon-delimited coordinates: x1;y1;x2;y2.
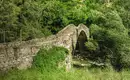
85;0;130;70
0;0;88;42
0;0;130;75
0;47;68;80
0;47;130;80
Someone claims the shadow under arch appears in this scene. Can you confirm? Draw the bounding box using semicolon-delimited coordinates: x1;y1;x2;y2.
73;30;88;60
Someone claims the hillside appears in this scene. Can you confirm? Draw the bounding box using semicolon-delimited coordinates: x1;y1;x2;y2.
0;0;130;80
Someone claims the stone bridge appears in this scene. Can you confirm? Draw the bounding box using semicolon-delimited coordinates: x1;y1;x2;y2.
0;24;89;71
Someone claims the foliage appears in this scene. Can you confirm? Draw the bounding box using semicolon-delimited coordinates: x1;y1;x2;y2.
0;0;45;42
87;0;130;69
0;47;68;80
85;38;98;51
0;47;130;80
1;0;130;70
1;68;130;80
0;0;89;42
0;0;20;42
32;46;68;72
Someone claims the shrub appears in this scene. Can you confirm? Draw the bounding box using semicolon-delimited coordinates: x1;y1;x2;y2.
85;38;98;51
32;46;68;72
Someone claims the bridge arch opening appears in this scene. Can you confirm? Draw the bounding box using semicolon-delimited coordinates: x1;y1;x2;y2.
73;30;88;63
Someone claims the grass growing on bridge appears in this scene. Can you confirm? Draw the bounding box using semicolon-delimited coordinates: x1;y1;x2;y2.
0;47;130;80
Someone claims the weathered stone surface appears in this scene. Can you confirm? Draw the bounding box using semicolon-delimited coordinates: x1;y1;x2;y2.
0;24;89;71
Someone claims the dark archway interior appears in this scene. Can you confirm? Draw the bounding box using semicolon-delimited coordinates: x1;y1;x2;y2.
73;31;88;60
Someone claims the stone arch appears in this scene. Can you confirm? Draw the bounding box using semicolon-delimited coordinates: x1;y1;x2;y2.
71;24;89;64
72;30;88;59
77;24;89;39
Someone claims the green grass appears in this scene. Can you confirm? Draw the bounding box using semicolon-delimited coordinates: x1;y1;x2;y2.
0;47;130;80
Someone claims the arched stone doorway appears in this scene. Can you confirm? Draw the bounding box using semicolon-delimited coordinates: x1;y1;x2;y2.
72;30;88;66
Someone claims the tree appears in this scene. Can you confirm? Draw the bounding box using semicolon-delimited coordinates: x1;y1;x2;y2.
0;0;20;42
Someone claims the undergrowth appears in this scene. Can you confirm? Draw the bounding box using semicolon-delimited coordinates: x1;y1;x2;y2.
0;47;130;80
32;46;68;72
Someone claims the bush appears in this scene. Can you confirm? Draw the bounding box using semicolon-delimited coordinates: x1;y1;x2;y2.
0;47;68;80
32;47;68;72
89;7;130;69
85;38;98;51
